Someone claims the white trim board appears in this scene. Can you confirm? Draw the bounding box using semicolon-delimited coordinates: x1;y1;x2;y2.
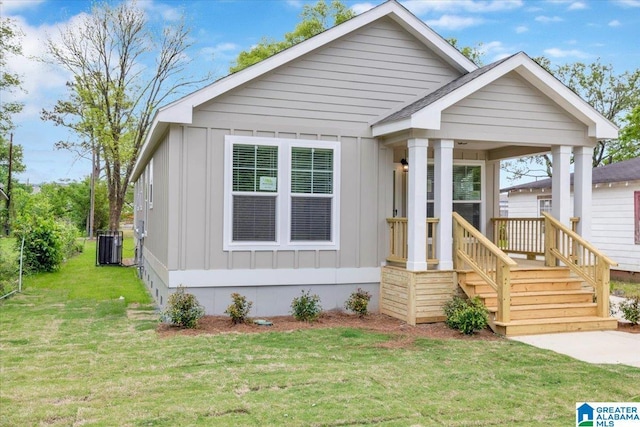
168;267;381;287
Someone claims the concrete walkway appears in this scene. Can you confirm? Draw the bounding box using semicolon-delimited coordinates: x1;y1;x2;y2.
511;296;640;368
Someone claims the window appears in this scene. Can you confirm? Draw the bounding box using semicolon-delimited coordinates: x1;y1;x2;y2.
148;158;154;209
635;191;640;245
224;136;340;250
232;144;278;241
538;197;552;216
290;147;333;241
426;162;483;230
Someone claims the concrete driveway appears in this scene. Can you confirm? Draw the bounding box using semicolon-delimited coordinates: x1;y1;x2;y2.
511;296;640;368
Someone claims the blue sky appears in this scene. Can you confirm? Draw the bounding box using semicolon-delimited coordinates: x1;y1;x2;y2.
2;0;639;185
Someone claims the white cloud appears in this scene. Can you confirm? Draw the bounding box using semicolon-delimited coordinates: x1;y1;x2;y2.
351;2;376;15
425;15;484;30
515;25;529;33
543;47;590;58
199;42;240;63
535;15;564;23
0;0;45;14
613;0;640;6
286;0;303;8
403;0;522;15
568;1;588;10
2;15;75;117
137;0;182;22
608;19;622;27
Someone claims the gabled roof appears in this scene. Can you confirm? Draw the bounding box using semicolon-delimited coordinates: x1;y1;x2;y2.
131;0;477;180
502;157;640;192
375;54;515;125
372;52;619;140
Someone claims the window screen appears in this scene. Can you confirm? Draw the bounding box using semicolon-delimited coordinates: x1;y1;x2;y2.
291;147;333;241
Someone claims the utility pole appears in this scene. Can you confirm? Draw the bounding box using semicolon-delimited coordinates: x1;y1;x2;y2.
89;140;96;238
5;134;13;236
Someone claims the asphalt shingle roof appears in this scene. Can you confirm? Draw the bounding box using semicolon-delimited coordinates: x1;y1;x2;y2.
374;53;517;125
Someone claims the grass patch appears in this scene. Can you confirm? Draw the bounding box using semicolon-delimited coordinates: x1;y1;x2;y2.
612;280;640;298
1;235;638;426
24;236;150;304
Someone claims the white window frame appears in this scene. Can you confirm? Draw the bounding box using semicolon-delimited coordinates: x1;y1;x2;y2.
223;135;340;251
148;158;154;209
426;159;485;233
538;196;552;216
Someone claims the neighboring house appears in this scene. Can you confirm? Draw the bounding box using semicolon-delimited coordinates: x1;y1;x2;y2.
503;157;640;275
131;0;618;333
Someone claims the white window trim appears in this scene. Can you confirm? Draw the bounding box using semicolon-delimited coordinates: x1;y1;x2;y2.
538;196;552;217
223;135;341;251
148;158;154;209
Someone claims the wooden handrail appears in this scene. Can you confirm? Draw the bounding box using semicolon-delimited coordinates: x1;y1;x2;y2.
542;212;617;318
386;218;439;264
491;217;544;256
453;212;516;324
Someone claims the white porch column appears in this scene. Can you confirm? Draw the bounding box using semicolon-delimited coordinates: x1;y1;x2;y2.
407;138;429;271
551;145;571;226
573;146;593;240
434;139;454;270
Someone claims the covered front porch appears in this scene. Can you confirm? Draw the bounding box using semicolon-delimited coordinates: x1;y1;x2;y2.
371;54;619;335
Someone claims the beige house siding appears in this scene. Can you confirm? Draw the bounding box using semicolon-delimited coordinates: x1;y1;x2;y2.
143;133;170;267
165;125;390;272
196;17;461;137
435;72;588;145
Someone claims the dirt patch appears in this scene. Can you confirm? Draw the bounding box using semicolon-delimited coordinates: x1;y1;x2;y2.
617;322;640;334
157;310;502;342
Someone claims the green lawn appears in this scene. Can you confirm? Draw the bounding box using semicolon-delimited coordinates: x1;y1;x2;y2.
612;280;640;298
1;240;639;426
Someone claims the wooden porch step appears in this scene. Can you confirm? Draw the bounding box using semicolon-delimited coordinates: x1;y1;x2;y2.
478;289;594;307
461;277;585;295
487;302;597;320
459;267;571;282
491;316;618;336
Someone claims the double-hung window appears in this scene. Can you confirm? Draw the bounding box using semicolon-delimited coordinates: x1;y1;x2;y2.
224;136;340;250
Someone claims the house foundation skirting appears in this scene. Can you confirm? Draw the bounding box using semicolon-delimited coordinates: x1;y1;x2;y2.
380;266;458;326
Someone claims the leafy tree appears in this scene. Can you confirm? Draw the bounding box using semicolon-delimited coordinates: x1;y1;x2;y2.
612;104;640;163
43;1;211;230
447;38;484;66
230;0;355;73
37;179;109;234
0;18;24;134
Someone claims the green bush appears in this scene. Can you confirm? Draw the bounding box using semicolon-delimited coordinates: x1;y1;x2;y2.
291;290;322;322
225;292;253;324
443;296;489;335
163;286;205;329
619;296;640;326
345;288;372;317
14;218;64;273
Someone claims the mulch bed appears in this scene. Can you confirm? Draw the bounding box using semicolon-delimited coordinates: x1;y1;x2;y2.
157;310;502;342
157;312;640;339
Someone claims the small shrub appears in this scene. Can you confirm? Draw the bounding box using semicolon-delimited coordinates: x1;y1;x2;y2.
225;292;253;324
291;290;322;322
345;288;372;317
443;296;489;335
163;286;205;329
15;218;64;273
619;296;640;326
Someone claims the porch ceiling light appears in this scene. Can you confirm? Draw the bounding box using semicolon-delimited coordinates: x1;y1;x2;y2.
400;158;409;172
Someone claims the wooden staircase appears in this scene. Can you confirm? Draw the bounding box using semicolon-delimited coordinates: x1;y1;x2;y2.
458;266;618;336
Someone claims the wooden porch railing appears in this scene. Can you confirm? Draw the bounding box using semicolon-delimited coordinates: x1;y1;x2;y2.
542;212;617;318
386;218;439;265
453;212;517;323
491;217;580;256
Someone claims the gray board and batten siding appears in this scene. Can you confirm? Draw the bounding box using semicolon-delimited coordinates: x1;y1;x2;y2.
136;17;465;314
